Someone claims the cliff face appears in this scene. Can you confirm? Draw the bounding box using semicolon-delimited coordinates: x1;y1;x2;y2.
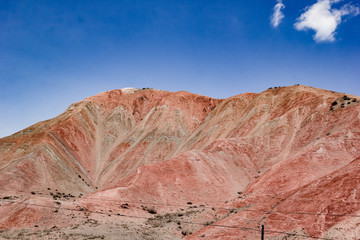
0;85;359;239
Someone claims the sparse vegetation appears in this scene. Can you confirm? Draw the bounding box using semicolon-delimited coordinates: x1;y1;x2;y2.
120;203;129;209
330;96;359;111
51;191;75;200
146;206;157;214
145;209;199;236
205;221;214;226
229;208;237;213
182;230;192;236
343;95;351;101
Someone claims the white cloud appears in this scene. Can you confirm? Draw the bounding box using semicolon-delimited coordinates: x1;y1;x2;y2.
271;0;285;28
294;0;360;42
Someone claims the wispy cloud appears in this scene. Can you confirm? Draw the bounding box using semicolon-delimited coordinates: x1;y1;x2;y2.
294;0;360;42
271;0;285;28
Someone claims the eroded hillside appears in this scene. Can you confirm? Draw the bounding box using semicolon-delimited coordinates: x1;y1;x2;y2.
1;85;360;239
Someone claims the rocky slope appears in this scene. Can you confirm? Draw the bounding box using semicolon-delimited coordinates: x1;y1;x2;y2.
0;85;360;239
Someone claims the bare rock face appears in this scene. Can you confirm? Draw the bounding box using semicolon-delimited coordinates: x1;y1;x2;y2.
1;85;360;239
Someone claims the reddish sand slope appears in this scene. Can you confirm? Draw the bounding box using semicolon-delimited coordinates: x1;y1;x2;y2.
0;85;359;239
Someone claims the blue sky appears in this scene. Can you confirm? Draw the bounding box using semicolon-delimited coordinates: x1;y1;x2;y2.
1;0;360;137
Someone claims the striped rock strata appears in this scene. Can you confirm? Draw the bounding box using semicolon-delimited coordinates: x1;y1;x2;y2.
0;85;359;239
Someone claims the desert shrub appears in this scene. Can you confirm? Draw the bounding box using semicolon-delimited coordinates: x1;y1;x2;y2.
147;206;157;214
182;231;192;236
229;208;237;213
120;203;129;209
205;221;214;226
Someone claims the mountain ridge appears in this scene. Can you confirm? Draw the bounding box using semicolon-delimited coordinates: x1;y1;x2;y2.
1;85;360;239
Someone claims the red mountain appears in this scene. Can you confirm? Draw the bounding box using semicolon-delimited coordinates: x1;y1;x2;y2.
0;85;359;239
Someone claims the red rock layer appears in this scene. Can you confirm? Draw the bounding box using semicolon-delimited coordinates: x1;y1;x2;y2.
1;85;360;239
